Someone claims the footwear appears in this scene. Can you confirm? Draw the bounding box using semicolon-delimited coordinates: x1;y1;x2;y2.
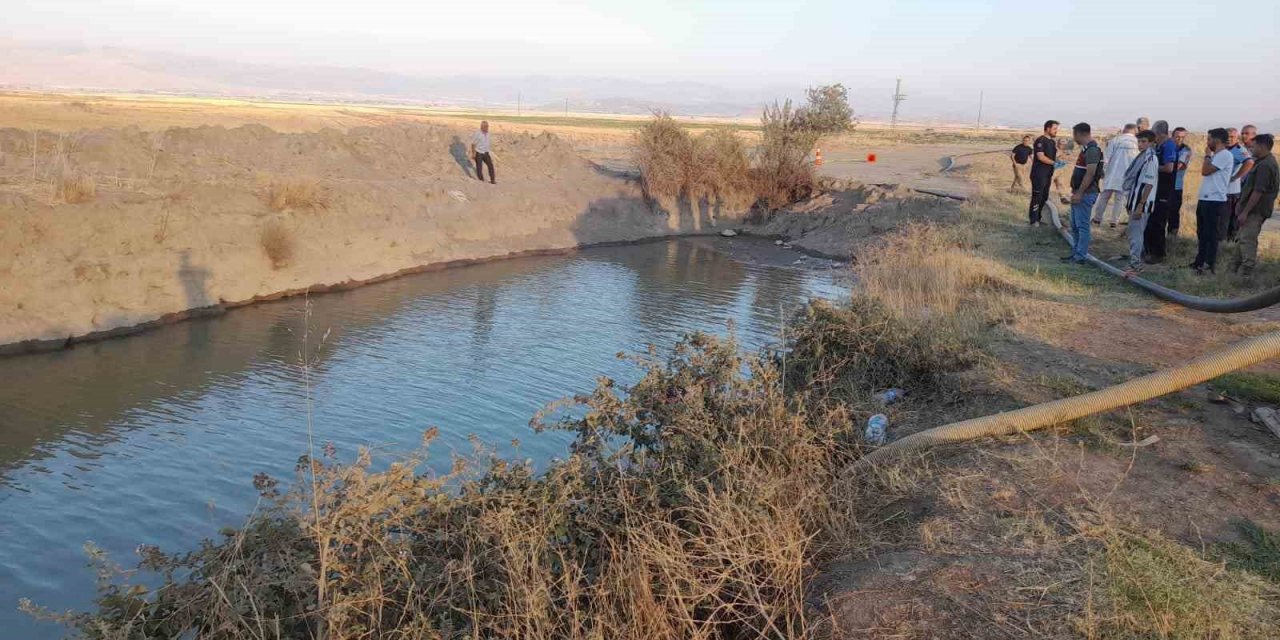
1109;223;1117;229
1091;219;1101;225
1120;220;1128;225
1059;255;1076;262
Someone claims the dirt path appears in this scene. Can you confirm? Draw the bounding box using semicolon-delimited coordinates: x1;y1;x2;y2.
816;143;999;198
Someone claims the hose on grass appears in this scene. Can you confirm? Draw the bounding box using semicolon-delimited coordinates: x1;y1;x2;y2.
857;329;1280;467
855;155;1280;468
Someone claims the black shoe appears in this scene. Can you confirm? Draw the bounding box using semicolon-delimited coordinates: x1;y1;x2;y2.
1060;255;1078;262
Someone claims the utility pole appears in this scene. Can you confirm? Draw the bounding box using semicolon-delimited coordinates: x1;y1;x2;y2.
564;98;568;117
890;78;907;130
975;90;984;130
518;92;521;117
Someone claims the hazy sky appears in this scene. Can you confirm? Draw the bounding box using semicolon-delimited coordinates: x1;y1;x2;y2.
4;0;1279;125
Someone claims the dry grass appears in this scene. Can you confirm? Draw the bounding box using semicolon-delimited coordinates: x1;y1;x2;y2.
266;178;330;212
58;170;96;204
259;220;293;269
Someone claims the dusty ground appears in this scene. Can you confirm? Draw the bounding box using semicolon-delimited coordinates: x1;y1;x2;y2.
811;145;1280;638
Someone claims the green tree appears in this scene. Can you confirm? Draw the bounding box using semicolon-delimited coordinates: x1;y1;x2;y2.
801;83;856;135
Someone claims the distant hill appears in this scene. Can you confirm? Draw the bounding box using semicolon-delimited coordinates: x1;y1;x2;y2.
0;40;766;117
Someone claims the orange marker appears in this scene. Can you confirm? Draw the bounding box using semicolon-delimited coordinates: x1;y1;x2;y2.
815;148;823;166
867;153;877;164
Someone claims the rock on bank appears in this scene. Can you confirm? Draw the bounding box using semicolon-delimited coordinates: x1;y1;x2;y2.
0;123;740;351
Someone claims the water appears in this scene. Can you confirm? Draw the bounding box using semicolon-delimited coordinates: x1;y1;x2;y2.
0;238;845;638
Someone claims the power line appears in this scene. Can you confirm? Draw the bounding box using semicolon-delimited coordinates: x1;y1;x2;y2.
890;78;907;129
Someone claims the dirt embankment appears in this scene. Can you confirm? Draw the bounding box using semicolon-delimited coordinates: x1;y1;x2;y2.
0;123;742;352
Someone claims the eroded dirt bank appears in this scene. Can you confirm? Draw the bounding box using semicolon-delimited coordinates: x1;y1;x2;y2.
0;123;743;352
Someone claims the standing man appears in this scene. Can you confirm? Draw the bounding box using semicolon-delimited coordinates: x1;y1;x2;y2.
1010;135;1034;192
1136;116;1151;132
1191;128;1235;274
1124;130;1159;271
1222;127;1256;242
471;120;496;185
1169;127;1192;237
1062;122;1103;263
1142;121;1178;263
1229;134;1279;280
1093;123;1139;227
1028;120;1059;227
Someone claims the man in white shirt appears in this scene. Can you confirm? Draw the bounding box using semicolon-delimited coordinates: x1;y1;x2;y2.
1124;130;1158;270
1192;128;1236;274
470;121;496;184
1094;123;1139;227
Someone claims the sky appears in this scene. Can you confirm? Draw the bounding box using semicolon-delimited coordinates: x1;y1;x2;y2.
3;0;1279;127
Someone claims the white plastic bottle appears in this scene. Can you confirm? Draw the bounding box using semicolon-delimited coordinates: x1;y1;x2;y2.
864;414;889;445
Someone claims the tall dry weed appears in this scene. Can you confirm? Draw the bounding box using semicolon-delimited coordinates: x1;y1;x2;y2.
632;112;695;201
59;171;96;204
260;220;293;269
752;100;818;211
266;178;330;212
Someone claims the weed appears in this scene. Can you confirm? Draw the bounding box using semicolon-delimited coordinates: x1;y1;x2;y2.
1085;527;1279;639
260;220;293;269
1211;372;1280;404
266;178;330;212
59;171;96;204
1219;520;1280;584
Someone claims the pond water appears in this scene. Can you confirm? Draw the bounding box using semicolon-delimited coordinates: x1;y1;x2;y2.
0;237;846;638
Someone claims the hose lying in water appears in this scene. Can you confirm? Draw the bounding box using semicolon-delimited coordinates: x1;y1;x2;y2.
854;156;1280;468
857;329;1280;467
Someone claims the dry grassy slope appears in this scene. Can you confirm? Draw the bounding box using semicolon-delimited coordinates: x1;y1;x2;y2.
0;122;742;349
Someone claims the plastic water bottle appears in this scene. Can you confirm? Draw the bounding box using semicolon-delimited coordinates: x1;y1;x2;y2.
864;414;889;446
875;389;905;405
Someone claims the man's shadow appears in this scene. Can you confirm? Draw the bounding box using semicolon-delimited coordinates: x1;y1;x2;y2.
449;137;474;178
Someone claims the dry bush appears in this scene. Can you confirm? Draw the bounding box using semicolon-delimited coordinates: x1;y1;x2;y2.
632;112;695;200
752;100;818;211
266;178;330;212
259;220;293;269
694;128;752;204
59;171;96;204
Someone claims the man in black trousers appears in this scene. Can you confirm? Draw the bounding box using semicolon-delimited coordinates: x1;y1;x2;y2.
1028;120;1059;227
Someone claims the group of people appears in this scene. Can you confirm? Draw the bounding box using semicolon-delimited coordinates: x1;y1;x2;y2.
1010;119;1278;278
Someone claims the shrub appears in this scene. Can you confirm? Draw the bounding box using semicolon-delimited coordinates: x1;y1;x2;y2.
59;171;96;204
693;128;751;204
752;100;819;211
260;220;293;269
801;84;856;135
266;178;330;212
632;112;695;200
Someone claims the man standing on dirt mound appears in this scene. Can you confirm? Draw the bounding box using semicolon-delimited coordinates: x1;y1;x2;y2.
1062;122;1103;263
471;120;496;185
1028;120;1059;227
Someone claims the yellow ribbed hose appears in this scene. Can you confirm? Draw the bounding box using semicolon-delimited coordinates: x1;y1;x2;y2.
857;330;1280;467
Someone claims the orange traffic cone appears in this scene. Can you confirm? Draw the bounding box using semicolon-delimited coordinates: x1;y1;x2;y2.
866;153;877;164
815;148;823;166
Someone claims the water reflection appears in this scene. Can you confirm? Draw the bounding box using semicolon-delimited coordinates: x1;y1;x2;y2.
0;238;845;639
